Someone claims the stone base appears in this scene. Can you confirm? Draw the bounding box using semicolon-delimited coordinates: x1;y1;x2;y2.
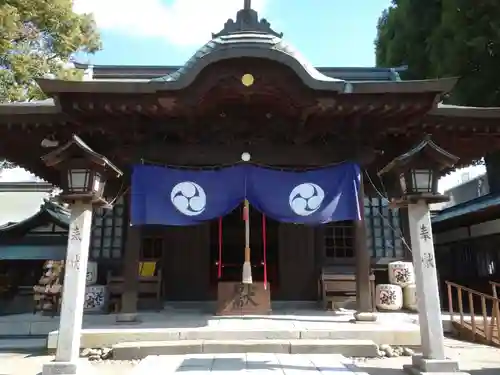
116;313;139;323
403;364;470;375
42;360;92;375
403;355;468;375
352;312;377;323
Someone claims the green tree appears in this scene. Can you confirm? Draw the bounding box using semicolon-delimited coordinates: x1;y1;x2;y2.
375;0;500;107
0;0;101;102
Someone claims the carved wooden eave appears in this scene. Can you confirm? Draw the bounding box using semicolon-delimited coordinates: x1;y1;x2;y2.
36;78;156;95
429;103;500;118
0;99;59;114
422;104;500;131
35;76;457;97
0;100;69;136
31;77;458;122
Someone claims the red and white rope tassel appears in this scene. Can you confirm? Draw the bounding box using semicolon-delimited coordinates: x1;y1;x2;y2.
262;213;268;290
217;216;223;279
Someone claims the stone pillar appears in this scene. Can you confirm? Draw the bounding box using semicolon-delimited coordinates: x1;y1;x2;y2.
117;225;141;322
404;200;464;375
354;178;376;322
485;151;500;194
42;202;93;375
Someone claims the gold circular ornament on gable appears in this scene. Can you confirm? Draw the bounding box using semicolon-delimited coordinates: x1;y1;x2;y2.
241;74;255;87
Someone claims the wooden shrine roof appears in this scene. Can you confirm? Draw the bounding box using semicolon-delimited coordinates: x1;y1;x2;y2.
1;3;500;192
0;199;69;237
74;62;406;82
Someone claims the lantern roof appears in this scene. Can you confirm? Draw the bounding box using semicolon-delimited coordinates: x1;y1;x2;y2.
378;136;460;176
41;135;123;177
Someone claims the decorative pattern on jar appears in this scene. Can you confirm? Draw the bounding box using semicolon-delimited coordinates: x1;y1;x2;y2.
84;285;107;312
403;284;418;311
388;261;415;288
86;261;98;286
376;284;403;311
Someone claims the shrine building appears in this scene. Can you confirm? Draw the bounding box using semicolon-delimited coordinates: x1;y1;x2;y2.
1;3;500;317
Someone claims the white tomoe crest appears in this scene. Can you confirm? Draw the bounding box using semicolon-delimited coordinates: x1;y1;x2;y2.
289;183;325;216
170;181;207;216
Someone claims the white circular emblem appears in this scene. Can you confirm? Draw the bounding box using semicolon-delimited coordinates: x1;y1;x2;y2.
289;183;325;216
170;181;207;216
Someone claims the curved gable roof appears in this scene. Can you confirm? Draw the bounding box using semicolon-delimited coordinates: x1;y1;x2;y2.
149;6;346;92
0;199;69;234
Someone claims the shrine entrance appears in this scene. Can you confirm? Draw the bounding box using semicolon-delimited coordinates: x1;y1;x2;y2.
209;204;280;295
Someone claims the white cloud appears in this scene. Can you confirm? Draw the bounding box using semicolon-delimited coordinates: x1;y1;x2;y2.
0;167;43;182
73;0;267;46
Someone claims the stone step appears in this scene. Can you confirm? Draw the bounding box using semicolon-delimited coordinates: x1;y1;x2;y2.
0;338;47;352
112;339;379;360
48;326;421;350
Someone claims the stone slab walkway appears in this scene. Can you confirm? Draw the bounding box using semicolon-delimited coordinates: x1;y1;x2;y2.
132;353;361;375
0;308;449;337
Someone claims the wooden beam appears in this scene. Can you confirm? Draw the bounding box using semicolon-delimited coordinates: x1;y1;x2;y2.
110;142;377;167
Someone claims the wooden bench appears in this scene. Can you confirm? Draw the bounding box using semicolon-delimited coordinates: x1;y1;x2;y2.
106;270;162;312
319;266;376;311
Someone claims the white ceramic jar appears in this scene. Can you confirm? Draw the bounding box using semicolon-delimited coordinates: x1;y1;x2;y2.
403;284;418;311
388;261;415;288
376;283;403;311
84;285;107;312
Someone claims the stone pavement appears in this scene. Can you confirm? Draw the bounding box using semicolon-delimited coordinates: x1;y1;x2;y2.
0;352;136;375
353;338;500;375
132;353;360;374
0;308;454;337
1;337;499;375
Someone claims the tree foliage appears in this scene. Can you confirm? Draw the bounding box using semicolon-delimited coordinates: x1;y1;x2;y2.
0;0;101;102
375;0;500;106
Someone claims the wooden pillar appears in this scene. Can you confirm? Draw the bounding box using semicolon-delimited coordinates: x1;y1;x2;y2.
117;225;141;322
354;176;376;322
485;151;500;194
399;207;413;260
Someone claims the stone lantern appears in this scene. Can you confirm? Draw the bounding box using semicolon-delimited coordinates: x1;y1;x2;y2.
378;136;458;205
378;137;466;375
41;135;122;375
41;134;122;205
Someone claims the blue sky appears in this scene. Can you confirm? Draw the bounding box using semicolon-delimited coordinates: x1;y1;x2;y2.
74;0;393;67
